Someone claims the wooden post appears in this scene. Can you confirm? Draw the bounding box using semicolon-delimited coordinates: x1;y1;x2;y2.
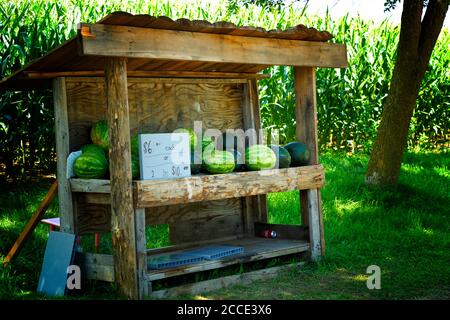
294;67;325;259
105;58;139;299
53;78;75;233
242;79;268;235
135;208;148;299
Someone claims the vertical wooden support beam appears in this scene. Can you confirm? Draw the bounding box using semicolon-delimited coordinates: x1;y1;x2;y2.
105;58;138;299
242;80;268;235
249;79;268;223
53;78;75;233
294;67;325;259
135;208;148;299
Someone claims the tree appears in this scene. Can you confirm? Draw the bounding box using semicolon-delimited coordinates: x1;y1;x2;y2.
366;0;449;186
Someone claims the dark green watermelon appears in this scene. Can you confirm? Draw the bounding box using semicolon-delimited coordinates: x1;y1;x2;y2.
270;145;291;169
131;133;139;156
90;120;109;151
190;151;202;174
81;144;106;157
284;141;311;166
244;145;276;171
131;154;139;179
203;149;235;174
74;153;108;179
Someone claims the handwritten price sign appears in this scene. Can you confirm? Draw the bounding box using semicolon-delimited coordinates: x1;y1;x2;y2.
138;133;191;180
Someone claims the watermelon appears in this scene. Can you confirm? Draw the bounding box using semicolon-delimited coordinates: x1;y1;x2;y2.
81;144;106;157
91;120;109;151
203;149;235;174
190;151;202;174
131;154;139;179
245;145;276;171
270;145;291;169
284;141;311;166
131;134;139;156
73;153;108;179
174;128;198;151
201;136;214;151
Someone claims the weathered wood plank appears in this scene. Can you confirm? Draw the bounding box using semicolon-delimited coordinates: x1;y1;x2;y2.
150;262;305;299
241;81;258;236
76;252;114;282
294;66;325;256
26;70;269;79
306;189;321;261
169;213;243;244
53;78;75;232
70;179;111;193
65;78;244;151
135;208;148;298
135;165;324;207
105;57;138;299
249;78;268;223
79;23;348;68
3;181;58;266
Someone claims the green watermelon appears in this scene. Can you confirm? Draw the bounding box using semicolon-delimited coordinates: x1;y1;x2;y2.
270;145;291;169
131;154;139;179
91;120;109;151
74;153;108;179
174;128;198;151
81;144;106;157
203;149;235;174
201;136;214;151
131;133;139;156
284;141;311;166
245;145;276;171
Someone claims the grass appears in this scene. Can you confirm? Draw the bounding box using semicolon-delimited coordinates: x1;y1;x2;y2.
0;150;449;299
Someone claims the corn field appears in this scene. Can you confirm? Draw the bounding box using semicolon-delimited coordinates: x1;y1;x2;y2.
1;0;449;179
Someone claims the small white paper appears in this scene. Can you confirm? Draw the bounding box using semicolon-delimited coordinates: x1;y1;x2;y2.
66;150;82;179
139;133;191;180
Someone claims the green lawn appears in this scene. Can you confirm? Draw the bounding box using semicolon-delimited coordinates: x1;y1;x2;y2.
1;151;449;299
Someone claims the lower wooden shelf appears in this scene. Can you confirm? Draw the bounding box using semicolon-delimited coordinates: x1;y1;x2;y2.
77;237;309;283
146;237;310;281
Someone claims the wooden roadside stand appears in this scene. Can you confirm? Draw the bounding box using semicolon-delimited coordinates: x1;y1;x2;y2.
0;12;347;299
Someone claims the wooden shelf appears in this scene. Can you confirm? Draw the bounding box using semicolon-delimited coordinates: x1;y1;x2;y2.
70;165;324;207
146;237;309;281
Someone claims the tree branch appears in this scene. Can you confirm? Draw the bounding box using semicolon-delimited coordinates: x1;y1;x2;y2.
418;0;449;72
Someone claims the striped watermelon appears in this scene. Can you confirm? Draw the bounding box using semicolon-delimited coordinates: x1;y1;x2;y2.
73;153;108;179
90;120;109;151
132;154;140;179
245;145;276;171
81;144;106;157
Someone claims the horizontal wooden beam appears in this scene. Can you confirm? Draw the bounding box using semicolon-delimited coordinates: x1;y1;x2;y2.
79;24;348;68
70;165;325;208
25;70;269;80
135;165;324;208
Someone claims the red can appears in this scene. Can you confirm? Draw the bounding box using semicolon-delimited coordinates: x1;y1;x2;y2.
262;230;278;239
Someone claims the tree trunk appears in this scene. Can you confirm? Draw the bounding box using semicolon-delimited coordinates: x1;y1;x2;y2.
366;0;449;186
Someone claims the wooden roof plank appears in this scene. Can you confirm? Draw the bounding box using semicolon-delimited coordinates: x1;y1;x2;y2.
80;23;348;68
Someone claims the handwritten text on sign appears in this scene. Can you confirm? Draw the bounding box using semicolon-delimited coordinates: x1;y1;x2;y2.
138;133;191;180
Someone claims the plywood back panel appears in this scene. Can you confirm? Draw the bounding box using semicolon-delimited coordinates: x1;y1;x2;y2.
66;77;246;242
66;77;244;150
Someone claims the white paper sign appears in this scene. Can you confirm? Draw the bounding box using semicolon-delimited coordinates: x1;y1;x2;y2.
138;133;191;180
